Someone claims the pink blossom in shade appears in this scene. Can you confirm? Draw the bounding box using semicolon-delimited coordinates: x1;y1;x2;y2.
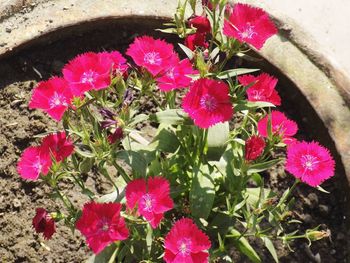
285;141;335;187
126;36;177;76
257;111;298;144
156;58;198;92
125;177;174;229
245;135;266;161
185;32;209;51
76;202;129;254
17;146;52;181
29;77;73;122
189;16;211;34
32;208;56;240
100;51;128;75
182;78;233;128
238;73;281;106
164;218;211;263
41;132;74;162
223;3;277;50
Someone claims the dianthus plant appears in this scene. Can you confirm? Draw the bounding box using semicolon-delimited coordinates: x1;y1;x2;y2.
18;0;335;262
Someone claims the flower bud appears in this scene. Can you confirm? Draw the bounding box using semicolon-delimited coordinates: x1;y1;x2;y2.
306;229;330;241
245;135;266;161
32;208;56;239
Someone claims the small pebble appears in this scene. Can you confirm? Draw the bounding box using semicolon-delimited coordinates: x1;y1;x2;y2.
303;213;313;224
306;193;319;209
13;198;21;208
319;204;330;216
5;28;11;33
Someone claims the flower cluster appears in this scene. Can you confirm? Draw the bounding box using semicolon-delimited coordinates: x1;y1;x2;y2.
17;0;337;261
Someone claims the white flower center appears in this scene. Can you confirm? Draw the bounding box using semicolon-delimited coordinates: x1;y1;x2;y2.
177;238;192;256
166;68;175;79
200;94;218;111
251;90;263;100
33;157;43;175
144;52;162;65
239;24;257;39
81;70;98;84
141;193;154;212
301;154;319;171
49;92;67;108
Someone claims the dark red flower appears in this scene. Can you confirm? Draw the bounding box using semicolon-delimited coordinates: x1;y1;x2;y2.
76;202;129;254
108;127;124;144
17;146;52;181
245;135;266;161
41;132;74;162
185;32;209;51
29;77;73;122
126;177;173;229
189;16;211;33
126;36;177;76
182;78;233;128
164;218;211;263
32;208;56;239
238;73;281;106
223;3;277;49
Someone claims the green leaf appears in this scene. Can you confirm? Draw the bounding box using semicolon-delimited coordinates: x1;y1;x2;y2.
86;243;118;263
247;159;282;175
75;144;95;158
231;229;261;263
217;68;260;79
207;122;229;161
245;188;272;206
78;157;95;173
261;237;279;263
150;109;190;125
116;150;147;178
178;43;194;60
156;28;178;34
150;127;180;153
190;165;215;220
234;101;275;112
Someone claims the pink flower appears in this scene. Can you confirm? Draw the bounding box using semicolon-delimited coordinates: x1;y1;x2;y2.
164;218;211;263
238;73;281;106
126;177;173;229
156;58;198;91
182;78;233;128
285;141;335;187
258;111;298;143
245;135;265;161
223;3;277;50
76;202;129;254
185;32;209;51
126;36;177;76
189;16;211;33
41;132;74;162
17;146;52;180
29;77;73;122
32;208;56;240
63;51;127;95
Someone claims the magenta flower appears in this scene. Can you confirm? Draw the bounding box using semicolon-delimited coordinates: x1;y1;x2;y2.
32;208;56;240
156;58;198;92
223;3;277;50
126;176;173;229
29;77;73;122
258;111;298;143
185;32;209;51
17;146;52;180
188;15;211;34
285;141;335;187
245;135;266;161
63;51;127;95
76;202;129;254
164;218;211;263
238;73;281;106
126;36;177;76
182;78;233;128
41;131;74;162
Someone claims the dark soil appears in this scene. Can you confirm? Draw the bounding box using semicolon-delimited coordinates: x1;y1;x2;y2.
0;18;349;263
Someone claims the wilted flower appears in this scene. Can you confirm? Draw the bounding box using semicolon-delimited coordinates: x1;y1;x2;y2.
126;176;173;228
126;36;177;76
223;3;277;49
182;78;233;128
41;132;74;162
164;218;211;263
108;127;124;144
185;32;209;51
257;111;298;144
285;141;335;187
29;77;73;121
76;202;129;254
245;135;266;161
156;58;198;91
238;73;281;106
32;208;56;239
17;146;52;180
188;15;211;34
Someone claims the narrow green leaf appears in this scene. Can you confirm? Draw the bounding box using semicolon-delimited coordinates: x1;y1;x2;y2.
261;237;279;263
86;243;118;263
150;128;180;153
231;229;261;263
247;159;282;175
150;109;190;125
217;68;260;79
116;150;147;178
207;122;229;161
178;43;194;60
